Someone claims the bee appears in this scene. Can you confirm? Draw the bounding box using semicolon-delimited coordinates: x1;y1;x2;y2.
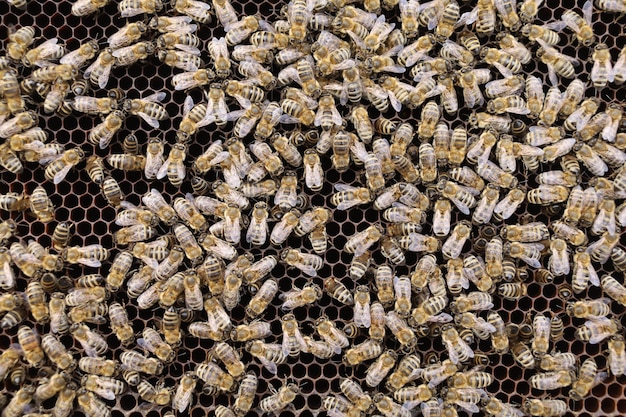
142;188;178;226
78;357;119;377
3;386;36;417
562;1;594;46
155;142;186;186
456;68;489;108
480;48;521;77
111;41;154;68
106;22;148;50
591;43;614;88
243;278;278;318
440;220;471;261
17;325;45;367
570;357;606;400
21;37;66;68
157;48;204;71
245;340;287;375
602;275;626;305
41;334;76;372
0;111;38;138
123;93;168;129
54;383;79;417
342;338;383;369
536;41;579;86
7;26;36;61
59;40;99;70
71;95;118;116
172;69;216;92
137;380;172;405
79;156;106;188
0;142;23;175
29;185;55;223
331;184;373;210
88;110;124;149
384;353;422;391
43;147;85;184
120;350;163;375
230;320;272;342
523;399;568;417
611;247;626;272
138;327;175;363
76;389;111;417
117;0;164;16
165;372;196;414
345;224;383;256
259;383;299;414
81;374;126;402
483;397;524;417
485;75;526;100
0;69;25;114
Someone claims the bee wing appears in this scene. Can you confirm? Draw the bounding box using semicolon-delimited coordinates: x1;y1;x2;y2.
135;112;160;129
98;130;116;150
334;183;357;192
582;0;593;24
544;20;567;31
156;158;170;179
547;65;559;87
353;301;371;327
601;119;619;142
172;73;197;91
428;313;453;323
143;92;166;103
588;264;600;287
346;31;367;51
53;164;73;185
451;198;471;215
492;62;513;78
457;8;479;26
145;154;164;180
381;64;406;74
111;45;133;58
387;90;403;112
174;43;201;55
297;264;319;277
120;6;149;17
561;13;581;32
281;334;292;356
77;257;102;268
258;356;278;374
333;59;356;71
92;62;111;89
107;29;128;49
455;401;480;414
59;49;80;65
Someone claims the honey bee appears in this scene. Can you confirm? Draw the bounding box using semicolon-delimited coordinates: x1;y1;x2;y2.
0;111;38;138
120;350;163;375
562;1;594;46
29;185;55;223
43;147;85;184
244;340;286;375
441;221;471;259
54;383;78;417
3;386;36;417
76;389;112;417
259;383;299;414
230;320;272;342
155;142;186;186
71;95;118;116
591;43;614;88
78;357;119;377
123;93;168;129
485;75;526;100
570;357;607;400
117;0;163;16
536;40;579;86
112;41;155;67
137;380;172;405
157;47;204;71
483;396;524;417
62;244;109;268
88;110;124;149
81;374;126;402
7;26;36;61
17;325;46;367
21;37;66;68
0;69;25;114
172;69;216;92
59;40;99;70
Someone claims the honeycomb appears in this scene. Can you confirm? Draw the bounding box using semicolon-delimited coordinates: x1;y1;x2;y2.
0;0;625;416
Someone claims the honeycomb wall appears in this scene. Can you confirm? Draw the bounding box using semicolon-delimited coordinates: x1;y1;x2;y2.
0;0;625;417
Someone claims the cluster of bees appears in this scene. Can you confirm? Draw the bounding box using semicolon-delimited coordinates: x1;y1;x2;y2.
0;0;626;416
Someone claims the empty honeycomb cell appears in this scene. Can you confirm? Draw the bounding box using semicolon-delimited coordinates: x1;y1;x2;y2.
603;398;616;413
